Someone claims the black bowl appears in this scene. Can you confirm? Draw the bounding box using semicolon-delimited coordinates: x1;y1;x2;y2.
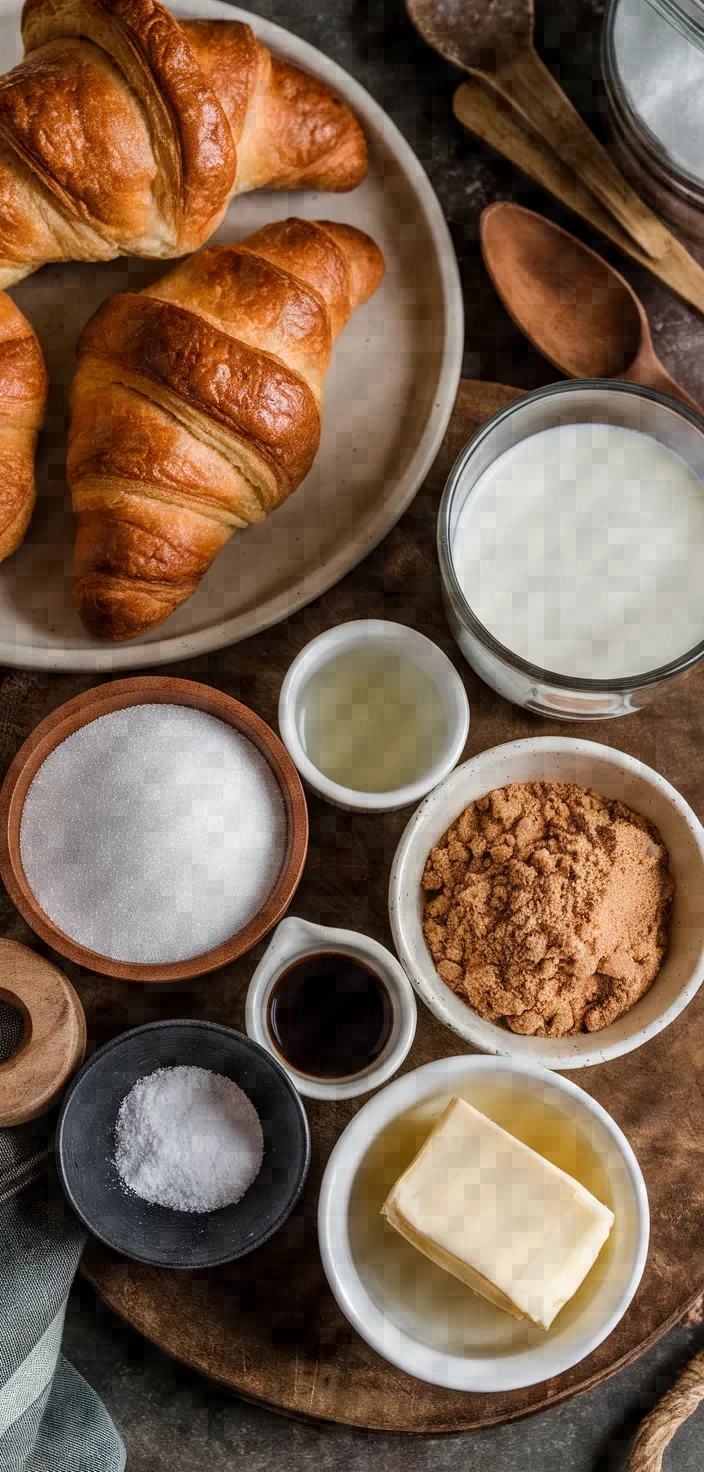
56;1020;310;1268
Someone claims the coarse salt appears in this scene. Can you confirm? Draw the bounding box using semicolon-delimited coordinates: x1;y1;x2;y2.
114;1065;264;1213
19;703;287;964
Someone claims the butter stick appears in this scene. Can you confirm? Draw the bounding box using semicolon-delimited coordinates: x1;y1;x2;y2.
381;1096;614;1330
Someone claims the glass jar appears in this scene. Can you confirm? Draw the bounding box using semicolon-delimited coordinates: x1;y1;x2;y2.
602;0;704;259
437;381;704;721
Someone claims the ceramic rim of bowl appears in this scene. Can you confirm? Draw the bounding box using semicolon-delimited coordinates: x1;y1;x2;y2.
438;379;704;695
317;1053;650;1391
278;620;470;812
0;677;309;982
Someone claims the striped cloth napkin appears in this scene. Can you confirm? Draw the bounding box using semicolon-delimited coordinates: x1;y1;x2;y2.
0;1004;125;1472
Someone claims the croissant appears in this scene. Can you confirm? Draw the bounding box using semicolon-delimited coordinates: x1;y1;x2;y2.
67;216;385;639
0;292;47;559
0;0;368;285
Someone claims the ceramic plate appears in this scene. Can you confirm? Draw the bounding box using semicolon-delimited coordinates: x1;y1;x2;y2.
0;0;463;670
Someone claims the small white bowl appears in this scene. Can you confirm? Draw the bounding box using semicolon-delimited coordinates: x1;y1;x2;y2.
245;916;417;1100
278;620;469;813
318;1054;649;1391
389;737;704;1069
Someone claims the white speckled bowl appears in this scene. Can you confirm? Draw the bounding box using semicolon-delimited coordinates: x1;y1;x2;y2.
389;737;704;1069
318;1054;649;1390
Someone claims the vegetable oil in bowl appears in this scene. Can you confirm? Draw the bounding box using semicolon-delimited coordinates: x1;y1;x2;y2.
299;647;447;794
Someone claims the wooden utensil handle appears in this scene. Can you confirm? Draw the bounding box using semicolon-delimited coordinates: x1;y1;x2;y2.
453;80;704;317
622;358;701;413
490;50;671;262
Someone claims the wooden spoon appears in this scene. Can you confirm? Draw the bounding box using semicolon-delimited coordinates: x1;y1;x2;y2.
406;0;671;260
453;79;704;317
480;201;700;410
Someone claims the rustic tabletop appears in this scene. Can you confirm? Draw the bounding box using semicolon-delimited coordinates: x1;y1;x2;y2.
25;0;704;1466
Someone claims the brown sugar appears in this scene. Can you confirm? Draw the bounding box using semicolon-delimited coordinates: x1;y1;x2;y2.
421;782;674;1038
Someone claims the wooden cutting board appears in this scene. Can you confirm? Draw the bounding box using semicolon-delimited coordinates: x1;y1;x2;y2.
79;380;704;1432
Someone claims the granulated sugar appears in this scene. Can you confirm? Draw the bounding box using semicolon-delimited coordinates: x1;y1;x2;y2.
19;704;287;963
114;1066;264;1212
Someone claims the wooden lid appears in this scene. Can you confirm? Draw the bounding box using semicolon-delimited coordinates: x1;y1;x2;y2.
0;939;86;1126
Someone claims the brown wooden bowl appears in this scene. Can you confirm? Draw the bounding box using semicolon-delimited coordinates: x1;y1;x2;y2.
0;677;309;983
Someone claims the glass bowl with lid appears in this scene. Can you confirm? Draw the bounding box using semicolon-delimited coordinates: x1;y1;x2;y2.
437;380;704;720
602;0;704;259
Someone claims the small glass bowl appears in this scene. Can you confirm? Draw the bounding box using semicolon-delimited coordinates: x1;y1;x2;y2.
437;380;704;720
602;0;704;262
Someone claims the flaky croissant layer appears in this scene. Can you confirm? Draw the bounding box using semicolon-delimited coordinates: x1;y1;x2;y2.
67;217;385;641
0;0;368;284
0;292;47;560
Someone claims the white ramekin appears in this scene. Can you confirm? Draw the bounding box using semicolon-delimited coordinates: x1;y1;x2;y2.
389;737;704;1069
318;1054;649;1391
245;916;417;1100
278;620;470;813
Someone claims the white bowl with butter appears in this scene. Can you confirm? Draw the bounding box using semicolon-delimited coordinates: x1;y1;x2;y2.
318;1054;648;1391
389;736;704;1069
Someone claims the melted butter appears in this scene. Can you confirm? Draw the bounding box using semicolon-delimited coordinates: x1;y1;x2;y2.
348;1080;616;1355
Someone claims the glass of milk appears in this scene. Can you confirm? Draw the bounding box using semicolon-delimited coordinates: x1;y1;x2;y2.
438;380;704;719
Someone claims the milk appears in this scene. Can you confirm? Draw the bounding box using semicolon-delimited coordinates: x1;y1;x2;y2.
451;422;704;681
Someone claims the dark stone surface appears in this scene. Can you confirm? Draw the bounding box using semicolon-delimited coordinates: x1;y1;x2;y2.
63;1282;704;1469
56;0;704;1464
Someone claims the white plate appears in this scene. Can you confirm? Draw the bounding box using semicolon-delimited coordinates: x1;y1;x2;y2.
318;1055;649;1391
0;0;463;670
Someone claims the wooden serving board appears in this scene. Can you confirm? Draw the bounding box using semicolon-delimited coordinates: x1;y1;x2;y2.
67;380;704;1432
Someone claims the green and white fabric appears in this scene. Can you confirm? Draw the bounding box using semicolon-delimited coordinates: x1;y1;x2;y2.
0;1007;125;1472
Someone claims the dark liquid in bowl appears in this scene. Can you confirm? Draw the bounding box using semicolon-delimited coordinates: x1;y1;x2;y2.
267;952;393;1079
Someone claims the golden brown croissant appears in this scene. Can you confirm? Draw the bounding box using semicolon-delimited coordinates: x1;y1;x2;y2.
0;0;368;285
67;217;384;639
0;292;47;559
